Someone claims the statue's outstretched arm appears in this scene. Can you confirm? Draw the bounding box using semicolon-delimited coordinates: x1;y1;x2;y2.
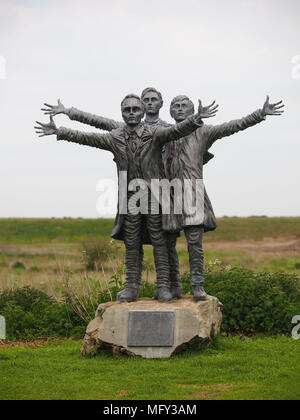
156;100;219;145
205;96;284;149
35;116;113;151
42;99;123;131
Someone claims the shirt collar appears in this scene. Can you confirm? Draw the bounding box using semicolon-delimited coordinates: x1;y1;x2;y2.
124;123;144;140
144;118;160;126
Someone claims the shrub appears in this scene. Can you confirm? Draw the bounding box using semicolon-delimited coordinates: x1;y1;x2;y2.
81;238;121;271
1;269;299;341
11;261;26;270
0;287;83;340
30;265;40;272
203;268;300;335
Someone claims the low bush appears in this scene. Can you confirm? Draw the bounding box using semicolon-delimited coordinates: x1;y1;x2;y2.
0;287;84;341
11;261;26;270
81;238;121;271
204;268;300;335
29;265;40;272
1;268;299;340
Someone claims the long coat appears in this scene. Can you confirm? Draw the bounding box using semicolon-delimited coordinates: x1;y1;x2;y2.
56;116;203;244
66;107;266;234
67;108;215;232
163;108;266;232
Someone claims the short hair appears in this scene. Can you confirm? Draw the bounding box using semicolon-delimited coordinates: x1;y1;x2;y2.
121;94;143;109
141;87;163;103
170;95;195;113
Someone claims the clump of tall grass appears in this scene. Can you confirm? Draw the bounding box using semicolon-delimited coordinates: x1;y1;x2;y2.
56;261;156;324
81;237;122;271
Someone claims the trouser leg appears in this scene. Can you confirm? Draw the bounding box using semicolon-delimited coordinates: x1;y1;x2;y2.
166;232;183;298
117;214;142;302
146;214;172;302
184;225;207;301
184;225;205;284
138;242;144;280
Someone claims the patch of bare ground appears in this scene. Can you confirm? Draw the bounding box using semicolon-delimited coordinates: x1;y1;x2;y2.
0;338;66;348
181;383;257;399
203;237;300;256
179;383;234;391
0;244;78;256
187;392;220;399
115;390;129;397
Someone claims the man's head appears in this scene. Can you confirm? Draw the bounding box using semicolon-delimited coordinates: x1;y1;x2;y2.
121;94;145;126
170;95;194;122
141;87;163;116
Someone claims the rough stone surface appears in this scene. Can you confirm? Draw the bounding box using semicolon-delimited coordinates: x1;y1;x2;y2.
81;296;222;359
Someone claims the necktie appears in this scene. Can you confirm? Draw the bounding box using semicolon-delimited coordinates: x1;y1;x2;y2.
130;134;138;154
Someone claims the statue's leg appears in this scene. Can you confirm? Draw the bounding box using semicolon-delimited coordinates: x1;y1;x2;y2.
166;232;183;299
117;213;142;302
146;214;172;303
184;225;207;301
138;242;144;282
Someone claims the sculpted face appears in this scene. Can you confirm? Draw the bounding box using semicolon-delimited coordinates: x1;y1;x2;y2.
142;91;163;116
170;99;194;122
121;98;145;126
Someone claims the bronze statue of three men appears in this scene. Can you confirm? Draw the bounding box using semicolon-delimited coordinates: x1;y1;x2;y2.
35;89;284;303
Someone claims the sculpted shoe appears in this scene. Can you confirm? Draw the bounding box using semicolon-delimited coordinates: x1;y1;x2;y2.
170;283;183;299
169;273;183;299
192;285;207;301
117;287;139;302
156;287;173;303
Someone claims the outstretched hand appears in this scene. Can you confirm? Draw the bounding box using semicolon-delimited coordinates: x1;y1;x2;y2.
196;100;219;121
34;116;57;137
41;99;67;116
262;96;285;116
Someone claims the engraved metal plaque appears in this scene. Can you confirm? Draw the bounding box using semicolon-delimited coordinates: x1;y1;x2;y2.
127;310;175;347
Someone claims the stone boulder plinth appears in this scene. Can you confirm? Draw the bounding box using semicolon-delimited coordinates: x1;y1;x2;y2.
81;295;222;359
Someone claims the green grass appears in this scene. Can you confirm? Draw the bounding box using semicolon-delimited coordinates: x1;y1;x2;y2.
0;218;299;400
0;217;299;244
204;249;300;273
208;217;300;242
0;218;115;244
0;336;299;400
0;218;299;296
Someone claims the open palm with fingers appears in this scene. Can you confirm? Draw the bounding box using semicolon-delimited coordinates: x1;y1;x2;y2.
34;116;57;137
193;100;219;125
198;100;219;119
262;96;285;116
41;99;67;116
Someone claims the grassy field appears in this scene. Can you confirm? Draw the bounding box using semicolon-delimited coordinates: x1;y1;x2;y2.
0;336;299;400
0;217;299;298
1;218;299;401
0;217;299;243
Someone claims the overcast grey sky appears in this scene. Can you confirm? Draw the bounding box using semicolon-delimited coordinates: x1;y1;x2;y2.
0;0;299;218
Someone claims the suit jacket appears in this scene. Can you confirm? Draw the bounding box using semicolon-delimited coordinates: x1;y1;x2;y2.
68;107;215;163
66;107;265;233
67;108;215;232
163;109;266;232
57;116;203;243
